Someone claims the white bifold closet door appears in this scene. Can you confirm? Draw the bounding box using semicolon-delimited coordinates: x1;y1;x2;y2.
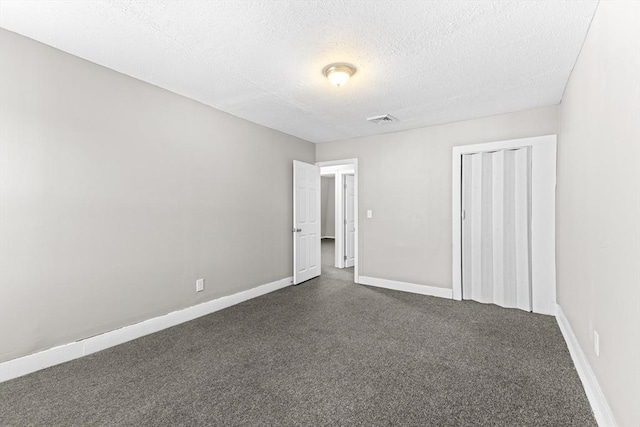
461;148;532;311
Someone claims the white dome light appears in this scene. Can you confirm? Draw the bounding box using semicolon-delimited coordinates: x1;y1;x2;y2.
323;63;356;87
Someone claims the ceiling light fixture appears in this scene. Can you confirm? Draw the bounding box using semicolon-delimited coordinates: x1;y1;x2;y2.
323;63;356;87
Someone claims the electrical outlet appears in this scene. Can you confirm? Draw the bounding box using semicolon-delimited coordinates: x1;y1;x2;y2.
196;278;205;292
594;331;600;357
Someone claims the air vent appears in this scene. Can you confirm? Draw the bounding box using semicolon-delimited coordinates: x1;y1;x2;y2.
367;114;397;124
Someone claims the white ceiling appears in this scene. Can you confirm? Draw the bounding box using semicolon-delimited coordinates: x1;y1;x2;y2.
0;1;598;143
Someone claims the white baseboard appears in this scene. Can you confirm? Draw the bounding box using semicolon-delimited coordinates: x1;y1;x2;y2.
0;277;293;383
556;305;617;427
358;276;453;299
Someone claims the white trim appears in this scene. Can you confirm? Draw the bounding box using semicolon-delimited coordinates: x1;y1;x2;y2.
0;342;85;383
319;162;355;269
556;305;617;427
319;164;354;177
316;159;357;167
316;158;359;283
452;134;557;315
0;277;292;383
359;276;453;299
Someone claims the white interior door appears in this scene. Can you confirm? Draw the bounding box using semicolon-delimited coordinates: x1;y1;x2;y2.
293;160;321;284
461;148;532;311
344;174;355;268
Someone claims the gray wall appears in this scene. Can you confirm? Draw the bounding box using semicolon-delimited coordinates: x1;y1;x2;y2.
321;177;335;237
321;178;330;236
557;2;640;425
316;105;558;289
0;29;315;363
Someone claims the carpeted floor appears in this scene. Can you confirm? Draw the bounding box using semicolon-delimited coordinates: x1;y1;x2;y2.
0;240;595;426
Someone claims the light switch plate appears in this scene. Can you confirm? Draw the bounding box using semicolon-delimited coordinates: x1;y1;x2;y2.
196;278;205;292
367;210;373;218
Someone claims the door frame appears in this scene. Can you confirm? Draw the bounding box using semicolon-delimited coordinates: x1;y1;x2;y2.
317;158;359;284
451;135;557;314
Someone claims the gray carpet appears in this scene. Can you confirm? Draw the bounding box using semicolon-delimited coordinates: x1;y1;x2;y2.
0;240;595;426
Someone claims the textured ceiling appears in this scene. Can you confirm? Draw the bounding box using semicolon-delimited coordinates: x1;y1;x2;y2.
0;1;598;143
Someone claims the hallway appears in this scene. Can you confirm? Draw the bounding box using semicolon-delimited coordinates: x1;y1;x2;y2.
320;238;354;282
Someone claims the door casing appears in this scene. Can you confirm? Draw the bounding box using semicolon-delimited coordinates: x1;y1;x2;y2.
317;159;359;284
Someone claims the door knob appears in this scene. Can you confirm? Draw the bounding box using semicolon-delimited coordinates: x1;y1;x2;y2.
291;228;302;232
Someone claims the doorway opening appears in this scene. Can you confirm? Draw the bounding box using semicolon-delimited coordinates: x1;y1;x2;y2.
317;159;359;284
451;135;557;315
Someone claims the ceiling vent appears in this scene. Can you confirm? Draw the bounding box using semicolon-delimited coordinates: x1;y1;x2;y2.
367;114;397;124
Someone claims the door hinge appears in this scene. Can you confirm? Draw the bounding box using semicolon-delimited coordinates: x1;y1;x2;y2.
344;219;347;225
344;255;347;261
461;210;466;220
